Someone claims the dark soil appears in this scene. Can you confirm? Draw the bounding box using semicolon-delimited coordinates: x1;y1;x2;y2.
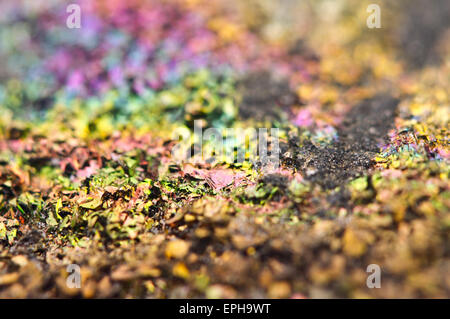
238;71;298;121
396;0;450;68
283;95;399;189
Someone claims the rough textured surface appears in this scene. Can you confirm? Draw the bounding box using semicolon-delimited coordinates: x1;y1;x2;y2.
287;96;398;189
0;0;448;299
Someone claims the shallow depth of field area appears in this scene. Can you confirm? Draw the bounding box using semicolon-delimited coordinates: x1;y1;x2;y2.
0;0;449;298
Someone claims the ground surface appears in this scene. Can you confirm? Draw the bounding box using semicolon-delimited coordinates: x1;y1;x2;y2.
0;0;449;298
